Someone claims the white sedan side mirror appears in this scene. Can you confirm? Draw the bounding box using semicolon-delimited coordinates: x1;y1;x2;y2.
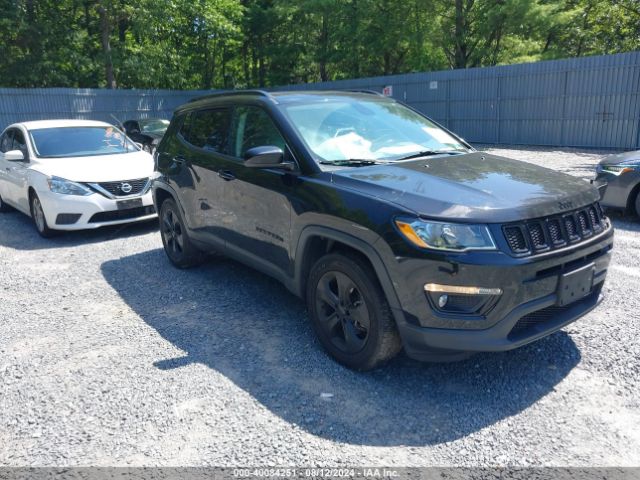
5;150;25;162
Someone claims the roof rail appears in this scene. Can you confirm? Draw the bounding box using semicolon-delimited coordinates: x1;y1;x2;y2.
187;89;273;103
343;89;385;97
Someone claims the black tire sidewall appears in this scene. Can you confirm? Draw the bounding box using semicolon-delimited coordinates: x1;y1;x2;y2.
160;199;183;264
30;193;54;237
159;198;202;268
306;253;390;370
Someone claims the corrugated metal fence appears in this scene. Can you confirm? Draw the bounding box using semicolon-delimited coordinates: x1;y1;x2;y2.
277;51;640;149
0;88;210;132
1;52;639;148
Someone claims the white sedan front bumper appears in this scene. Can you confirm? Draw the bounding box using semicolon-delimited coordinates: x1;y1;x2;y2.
37;188;156;231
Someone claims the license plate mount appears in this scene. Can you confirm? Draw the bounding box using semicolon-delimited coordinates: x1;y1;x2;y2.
116;198;143;210
557;263;595;306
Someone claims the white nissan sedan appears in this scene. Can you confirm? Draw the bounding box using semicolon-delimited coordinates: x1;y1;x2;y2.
0;120;157;237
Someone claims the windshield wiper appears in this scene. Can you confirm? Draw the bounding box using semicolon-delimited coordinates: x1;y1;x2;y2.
395;149;466;161
319;159;392;167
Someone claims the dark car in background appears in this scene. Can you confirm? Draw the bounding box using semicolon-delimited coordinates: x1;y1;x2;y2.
594;150;640;217
152;90;613;370
122;118;169;153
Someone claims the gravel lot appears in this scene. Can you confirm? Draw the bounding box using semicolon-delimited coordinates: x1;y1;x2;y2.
1;146;639;467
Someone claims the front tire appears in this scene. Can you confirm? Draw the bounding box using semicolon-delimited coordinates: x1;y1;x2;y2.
159;198;204;268
0;193;12;212
634;190;640;218
29;193;56;238
306;253;402;370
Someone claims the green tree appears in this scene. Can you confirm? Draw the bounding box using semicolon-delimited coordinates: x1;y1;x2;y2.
0;0;638;89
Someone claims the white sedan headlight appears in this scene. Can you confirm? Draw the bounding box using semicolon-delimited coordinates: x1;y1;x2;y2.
395;218;496;252
47;176;94;196
600;164;638;176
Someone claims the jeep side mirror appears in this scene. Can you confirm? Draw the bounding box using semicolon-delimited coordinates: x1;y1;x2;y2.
5;150;25;162
244;146;294;171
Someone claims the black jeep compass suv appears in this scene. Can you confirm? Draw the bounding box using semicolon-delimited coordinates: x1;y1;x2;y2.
152;90;613;370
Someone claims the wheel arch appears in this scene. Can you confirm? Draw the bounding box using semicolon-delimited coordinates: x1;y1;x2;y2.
293;226;405;323
626;180;640;215
153;183;175;211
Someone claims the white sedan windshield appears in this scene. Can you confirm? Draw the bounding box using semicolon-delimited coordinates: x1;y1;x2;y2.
30;126;137;158
279;99;467;163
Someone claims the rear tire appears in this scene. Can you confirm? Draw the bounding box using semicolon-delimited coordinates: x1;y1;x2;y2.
634;190;640;218
159;198;205;268
29;193;57;238
306;252;402;370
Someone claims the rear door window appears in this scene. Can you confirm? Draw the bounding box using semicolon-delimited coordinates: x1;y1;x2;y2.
181;109;231;154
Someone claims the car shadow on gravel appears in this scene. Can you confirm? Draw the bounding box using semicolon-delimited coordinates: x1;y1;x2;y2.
0;209;158;250
101;249;581;447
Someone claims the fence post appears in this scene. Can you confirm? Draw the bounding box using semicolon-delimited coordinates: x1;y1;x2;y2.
496;76;501;144
560;70;568;147
446;79;451;129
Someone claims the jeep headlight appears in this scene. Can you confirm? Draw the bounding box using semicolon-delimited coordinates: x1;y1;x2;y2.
47;176;93;196
395;218;496;252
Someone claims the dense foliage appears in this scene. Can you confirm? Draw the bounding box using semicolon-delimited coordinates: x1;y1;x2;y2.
0;0;638;89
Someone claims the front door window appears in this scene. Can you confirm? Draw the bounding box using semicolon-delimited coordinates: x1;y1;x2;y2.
230;107;286;159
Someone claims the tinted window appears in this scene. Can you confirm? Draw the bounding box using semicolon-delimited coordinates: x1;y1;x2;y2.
231;106;286;158
0;130;13;153
182;109;230;153
123;120;139;133
179;113;193;141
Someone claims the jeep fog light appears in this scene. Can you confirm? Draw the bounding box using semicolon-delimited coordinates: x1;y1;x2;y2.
438;294;448;308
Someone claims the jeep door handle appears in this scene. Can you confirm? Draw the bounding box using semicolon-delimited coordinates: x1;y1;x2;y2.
218;170;236;181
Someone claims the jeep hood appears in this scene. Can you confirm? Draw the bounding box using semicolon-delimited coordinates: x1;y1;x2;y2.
330;152;600;223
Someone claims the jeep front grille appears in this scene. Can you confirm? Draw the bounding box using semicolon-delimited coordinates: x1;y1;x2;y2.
502;203;607;256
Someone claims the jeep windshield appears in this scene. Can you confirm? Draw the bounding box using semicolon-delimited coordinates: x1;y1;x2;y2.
30;126;138;158
278;96;469;166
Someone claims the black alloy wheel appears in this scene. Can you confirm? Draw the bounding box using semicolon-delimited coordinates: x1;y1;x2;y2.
315;270;371;354
160;198;204;268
